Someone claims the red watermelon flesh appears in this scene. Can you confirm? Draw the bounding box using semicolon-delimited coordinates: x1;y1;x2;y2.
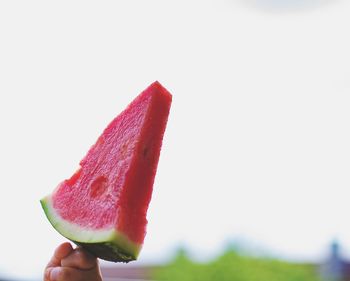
41;81;172;262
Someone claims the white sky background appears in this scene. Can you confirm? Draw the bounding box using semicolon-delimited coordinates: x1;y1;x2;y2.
1;0;350;279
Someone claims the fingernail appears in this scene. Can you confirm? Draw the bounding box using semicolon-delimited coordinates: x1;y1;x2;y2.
50;267;60;281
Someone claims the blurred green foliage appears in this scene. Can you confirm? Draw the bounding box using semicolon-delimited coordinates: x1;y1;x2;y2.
153;248;321;281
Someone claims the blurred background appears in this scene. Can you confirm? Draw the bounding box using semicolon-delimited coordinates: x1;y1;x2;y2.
1;0;350;280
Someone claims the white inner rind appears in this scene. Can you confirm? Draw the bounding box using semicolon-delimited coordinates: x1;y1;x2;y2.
40;195;141;258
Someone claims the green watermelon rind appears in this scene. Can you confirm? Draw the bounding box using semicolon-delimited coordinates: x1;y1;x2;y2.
40;195;141;262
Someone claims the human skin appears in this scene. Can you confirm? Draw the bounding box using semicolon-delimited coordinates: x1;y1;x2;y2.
44;242;102;281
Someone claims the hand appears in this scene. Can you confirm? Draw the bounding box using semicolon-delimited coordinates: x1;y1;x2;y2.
44;242;102;281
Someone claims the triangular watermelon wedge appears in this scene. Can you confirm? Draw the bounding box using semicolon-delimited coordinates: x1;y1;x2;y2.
40;81;172;262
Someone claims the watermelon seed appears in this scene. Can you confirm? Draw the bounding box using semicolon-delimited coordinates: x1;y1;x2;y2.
143;147;148;157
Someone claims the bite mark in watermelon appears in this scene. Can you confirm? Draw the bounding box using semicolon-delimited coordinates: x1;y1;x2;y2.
40;81;172;262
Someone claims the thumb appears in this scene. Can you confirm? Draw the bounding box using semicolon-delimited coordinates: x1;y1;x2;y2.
44;243;73;281
46;242;74;268
61;247;98;270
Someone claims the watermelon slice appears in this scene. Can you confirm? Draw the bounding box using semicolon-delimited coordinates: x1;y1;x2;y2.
40;81;172;262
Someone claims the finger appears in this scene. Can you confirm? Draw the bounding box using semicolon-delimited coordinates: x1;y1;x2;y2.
61;247;98;270
49;266;102;281
46;242;73;269
44;243;74;281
